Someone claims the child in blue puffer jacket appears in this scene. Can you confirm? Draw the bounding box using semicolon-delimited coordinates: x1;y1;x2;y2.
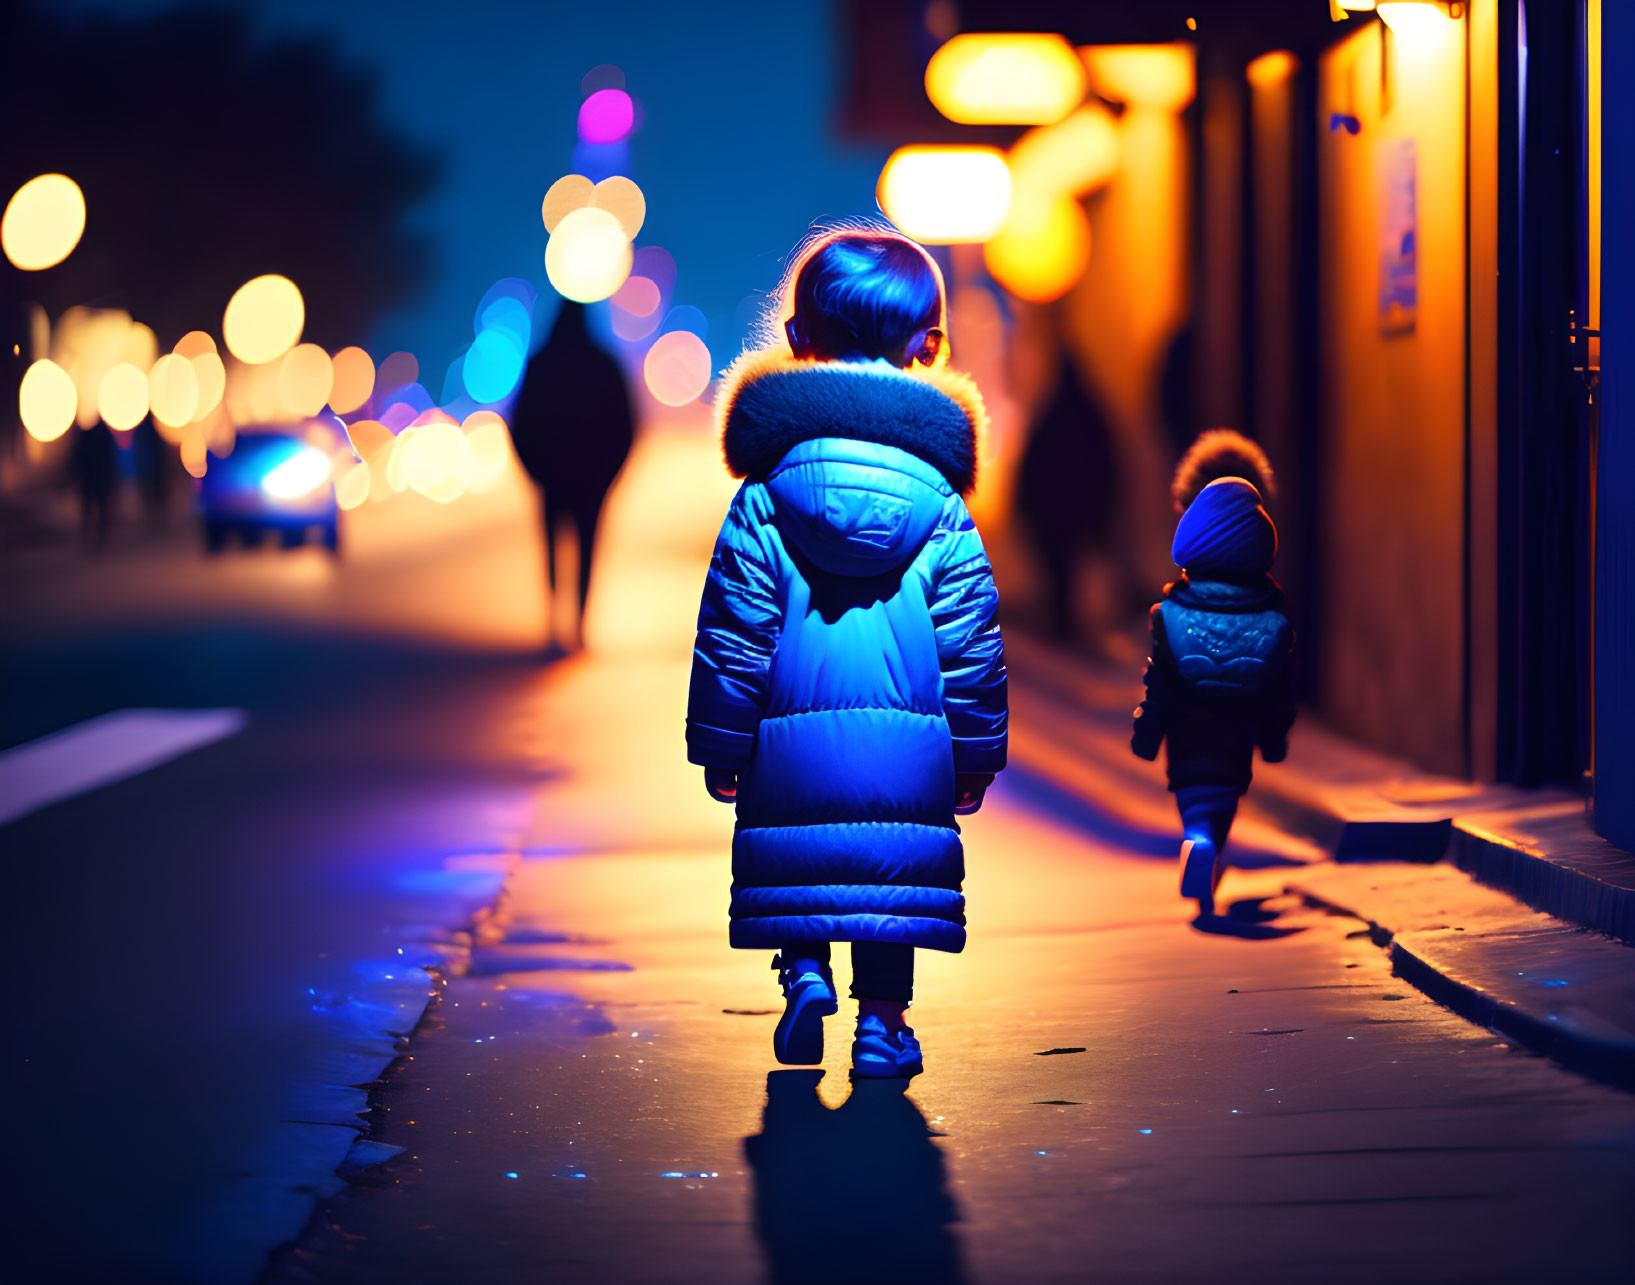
1132;447;1295;917
687;228;1008;1078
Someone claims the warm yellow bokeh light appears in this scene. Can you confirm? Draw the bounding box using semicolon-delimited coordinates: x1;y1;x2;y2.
545;206;634;303
984;192;1092;303
401;419;473;503
2;174;86;271
877;146;1012;244
174;330;217;359
276;343;335;419
190;351;226;420
50;308;149;428
463;409;512;490
19;359;78;442
223;274;305;365
590;175;646;239
181;434;210;478
1081;44;1196;112
1008;104;1120;199
225;356;281;425
329;346;375;414
925;33;1086;125
643;331;713;407
122;322;158;372
148;353;200;429
98;361;150;430
335;459;371;510
542;174;595;233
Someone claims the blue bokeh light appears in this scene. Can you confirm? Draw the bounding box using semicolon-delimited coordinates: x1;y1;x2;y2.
464;328;527;403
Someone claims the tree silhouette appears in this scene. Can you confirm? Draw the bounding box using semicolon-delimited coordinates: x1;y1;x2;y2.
1;1;441;355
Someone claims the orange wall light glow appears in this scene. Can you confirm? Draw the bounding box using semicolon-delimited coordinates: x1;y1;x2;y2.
984;191;1092;303
1246;50;1299;90
925;33;1086;125
1082;44;1196;112
877;146;1011;244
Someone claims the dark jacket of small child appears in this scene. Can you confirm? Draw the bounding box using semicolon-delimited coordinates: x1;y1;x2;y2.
1132;479;1295;792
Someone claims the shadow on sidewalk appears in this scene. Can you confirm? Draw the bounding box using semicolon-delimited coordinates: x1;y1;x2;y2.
744;1070;965;1284
1191;896;1308;940
1003;763;1305;869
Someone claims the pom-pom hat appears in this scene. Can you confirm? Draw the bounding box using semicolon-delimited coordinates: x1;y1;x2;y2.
1171;478;1277;582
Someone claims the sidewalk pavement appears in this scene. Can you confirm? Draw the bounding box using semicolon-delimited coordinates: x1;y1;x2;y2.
1006;633;1635;1089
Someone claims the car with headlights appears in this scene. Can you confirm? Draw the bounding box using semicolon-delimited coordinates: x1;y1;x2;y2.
197;422;343;554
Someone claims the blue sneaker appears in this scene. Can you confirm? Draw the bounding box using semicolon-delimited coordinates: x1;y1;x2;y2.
1179;835;1223;915
850;1015;924;1079
772;955;837;1065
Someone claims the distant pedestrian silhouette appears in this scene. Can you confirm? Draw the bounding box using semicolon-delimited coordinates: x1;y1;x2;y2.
132;415;174;530
508;301;634;648
69;422;118;546
1015;352;1120;642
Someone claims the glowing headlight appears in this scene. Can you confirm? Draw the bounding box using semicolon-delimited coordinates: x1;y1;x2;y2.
261;445;333;500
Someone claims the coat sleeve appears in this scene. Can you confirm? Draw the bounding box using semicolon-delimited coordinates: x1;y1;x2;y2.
929;493;1007;774
1258;619;1297;762
686;483;783;770
1131;604;1173;761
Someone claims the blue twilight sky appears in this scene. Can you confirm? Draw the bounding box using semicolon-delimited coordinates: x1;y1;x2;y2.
70;0;890;375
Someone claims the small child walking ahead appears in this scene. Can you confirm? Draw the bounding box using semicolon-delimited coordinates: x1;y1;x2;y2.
1132;448;1295;916
687;228;1007;1078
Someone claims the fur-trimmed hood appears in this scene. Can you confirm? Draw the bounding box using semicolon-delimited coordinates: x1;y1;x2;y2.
715;350;987;495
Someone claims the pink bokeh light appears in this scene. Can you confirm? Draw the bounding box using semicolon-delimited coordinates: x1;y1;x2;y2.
578;88;634;145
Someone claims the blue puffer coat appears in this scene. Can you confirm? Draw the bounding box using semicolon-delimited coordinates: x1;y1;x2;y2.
687;353;1007;953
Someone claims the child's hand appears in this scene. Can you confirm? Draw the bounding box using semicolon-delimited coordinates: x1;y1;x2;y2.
1131;707;1163;760
954;772;993;815
704;768;738;803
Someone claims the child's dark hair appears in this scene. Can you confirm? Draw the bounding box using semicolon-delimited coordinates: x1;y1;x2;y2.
782;229;946;366
1171;429;1277;513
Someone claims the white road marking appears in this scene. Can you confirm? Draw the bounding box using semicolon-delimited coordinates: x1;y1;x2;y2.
0;708;248;826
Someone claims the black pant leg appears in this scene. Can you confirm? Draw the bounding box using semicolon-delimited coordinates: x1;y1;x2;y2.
850;942;913;1003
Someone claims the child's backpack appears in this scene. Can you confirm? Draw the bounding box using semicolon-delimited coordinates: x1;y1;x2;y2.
1158;590;1292;699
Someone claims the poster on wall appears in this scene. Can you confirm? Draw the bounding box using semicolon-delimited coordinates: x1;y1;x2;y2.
1378;138;1417;336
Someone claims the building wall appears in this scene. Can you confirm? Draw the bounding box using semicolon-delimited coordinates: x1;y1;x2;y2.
1315;19;1469;775
1596;0;1635;847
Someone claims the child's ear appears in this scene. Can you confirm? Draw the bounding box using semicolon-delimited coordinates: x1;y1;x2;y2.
785;315;810;359
906;327;944;368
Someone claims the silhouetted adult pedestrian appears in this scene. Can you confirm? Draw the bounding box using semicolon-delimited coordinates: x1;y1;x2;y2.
1015;351;1120;642
508;301;634;648
132;415;174;530
69;421;117;546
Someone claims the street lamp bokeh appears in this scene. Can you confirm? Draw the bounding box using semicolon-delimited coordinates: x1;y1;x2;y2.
2;173;86;271
876;146;1012;244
